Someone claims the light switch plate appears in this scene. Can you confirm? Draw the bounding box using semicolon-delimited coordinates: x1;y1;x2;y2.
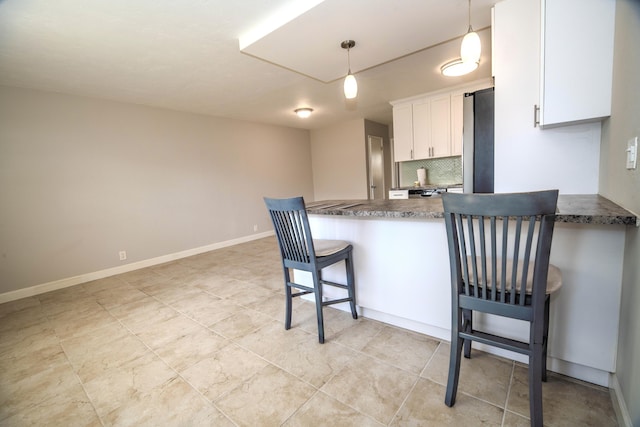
627;137;638;170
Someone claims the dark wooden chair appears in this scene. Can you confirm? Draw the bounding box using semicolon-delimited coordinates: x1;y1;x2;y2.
263;196;358;343
441;190;562;427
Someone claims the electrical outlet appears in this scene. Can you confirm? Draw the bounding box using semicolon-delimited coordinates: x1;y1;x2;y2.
253;224;258;232
627;137;638;170
119;251;127;261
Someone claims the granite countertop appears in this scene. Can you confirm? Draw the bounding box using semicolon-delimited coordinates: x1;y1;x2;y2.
306;195;638;226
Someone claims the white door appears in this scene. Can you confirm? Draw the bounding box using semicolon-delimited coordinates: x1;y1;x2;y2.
368;136;385;200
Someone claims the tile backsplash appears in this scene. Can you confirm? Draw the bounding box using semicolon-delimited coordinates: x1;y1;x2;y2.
399;156;462;187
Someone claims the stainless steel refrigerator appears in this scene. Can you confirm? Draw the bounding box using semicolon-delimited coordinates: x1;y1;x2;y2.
462;87;494;193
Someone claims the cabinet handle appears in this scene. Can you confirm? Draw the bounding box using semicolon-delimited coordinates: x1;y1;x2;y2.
411;148;414;159
533;104;540;127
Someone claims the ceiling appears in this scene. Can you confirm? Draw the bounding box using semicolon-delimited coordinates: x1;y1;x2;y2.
0;0;496;130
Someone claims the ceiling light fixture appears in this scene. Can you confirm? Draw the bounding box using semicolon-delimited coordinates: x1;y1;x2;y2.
341;40;358;99
441;59;479;77
442;0;481;77
294;108;313;118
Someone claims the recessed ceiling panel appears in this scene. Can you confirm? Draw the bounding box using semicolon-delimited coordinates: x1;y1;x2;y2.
240;0;494;82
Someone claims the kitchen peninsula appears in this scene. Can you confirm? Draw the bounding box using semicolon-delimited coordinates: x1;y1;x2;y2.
303;195;636;387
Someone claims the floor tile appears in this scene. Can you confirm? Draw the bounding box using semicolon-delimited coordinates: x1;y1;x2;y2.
209;308;273;340
215;364;316;427
154;326;229;372
390;377;504;426
181;343;269;401
507;364;617;426
422;342;513;407
61;324;150;383
133;312;203;350
169;290;243;327
321;352;418;425
283;391;384;427
274;337;359;387
235;319;312;362
1;387;101;427
82;353;178;418
361;325;439;374
0;358;83;421
330;316;386;351
101;377;232;426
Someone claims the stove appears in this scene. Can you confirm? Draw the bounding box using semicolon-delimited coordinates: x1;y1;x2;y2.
408;187;448;198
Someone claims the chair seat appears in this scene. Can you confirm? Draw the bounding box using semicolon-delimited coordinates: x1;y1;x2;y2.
313;239;351;257
465;258;562;294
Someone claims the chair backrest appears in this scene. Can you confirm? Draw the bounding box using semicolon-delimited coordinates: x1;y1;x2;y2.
441;190;558;319
264;196;317;268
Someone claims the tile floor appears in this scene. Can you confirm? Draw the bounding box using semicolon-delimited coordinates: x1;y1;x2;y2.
0;237;618;426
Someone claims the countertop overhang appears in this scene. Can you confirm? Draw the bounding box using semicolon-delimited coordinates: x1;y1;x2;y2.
306;195;637;226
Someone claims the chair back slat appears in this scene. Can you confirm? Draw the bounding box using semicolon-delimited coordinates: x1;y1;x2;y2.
264;197;315;265
442;190;558;312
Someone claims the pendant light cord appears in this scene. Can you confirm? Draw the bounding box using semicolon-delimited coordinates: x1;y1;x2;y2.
467;0;473;32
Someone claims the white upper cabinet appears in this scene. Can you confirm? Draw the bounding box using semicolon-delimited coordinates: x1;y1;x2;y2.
492;0;603;194
392;103;414;162
429;95;451;158
539;0;615;127
391;79;492;162
450;93;464;156
494;0;615;128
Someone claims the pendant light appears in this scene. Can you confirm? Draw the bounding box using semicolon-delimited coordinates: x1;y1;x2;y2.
460;0;481;64
341;40;358;99
441;0;481;77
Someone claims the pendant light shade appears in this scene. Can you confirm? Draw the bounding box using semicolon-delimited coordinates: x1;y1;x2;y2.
341;40;357;99
461;29;481;64
343;73;358;99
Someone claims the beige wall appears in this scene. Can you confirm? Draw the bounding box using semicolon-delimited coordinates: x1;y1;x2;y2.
600;0;640;424
0;86;313;294
310;118;368;200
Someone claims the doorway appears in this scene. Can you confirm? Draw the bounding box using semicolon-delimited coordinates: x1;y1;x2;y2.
367;135;385;200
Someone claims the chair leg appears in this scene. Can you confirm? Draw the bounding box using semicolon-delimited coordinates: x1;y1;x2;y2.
283;268;292;330
463;309;472;359
529;344;544;427
313;270;325;344
542;296;550;382
445;309;464;407
345;252;358;319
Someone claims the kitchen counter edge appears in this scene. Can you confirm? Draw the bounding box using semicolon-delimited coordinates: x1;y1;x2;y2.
305;195;637;226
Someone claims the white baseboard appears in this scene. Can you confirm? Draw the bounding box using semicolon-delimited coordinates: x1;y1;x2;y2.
610;374;633;427
0;231;274;304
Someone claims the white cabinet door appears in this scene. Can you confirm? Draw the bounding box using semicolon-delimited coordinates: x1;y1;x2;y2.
539;0;615;127
392;103;413;162
450;93;464;156
430;94;451;158
412;99;431;160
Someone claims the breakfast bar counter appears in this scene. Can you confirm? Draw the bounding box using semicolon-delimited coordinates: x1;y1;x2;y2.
303;194;636;387
306;194;637;225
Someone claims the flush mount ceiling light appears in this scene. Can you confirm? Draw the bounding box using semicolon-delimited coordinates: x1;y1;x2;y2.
441;58;479;77
294;108;313;118
341;40;358;99
442;0;481;77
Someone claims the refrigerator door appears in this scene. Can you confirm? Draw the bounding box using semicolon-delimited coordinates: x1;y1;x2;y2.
463;88;495;193
462;93;475;193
